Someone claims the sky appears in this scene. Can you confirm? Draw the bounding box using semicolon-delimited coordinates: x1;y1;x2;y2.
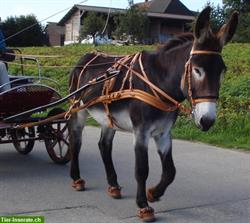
0;0;222;23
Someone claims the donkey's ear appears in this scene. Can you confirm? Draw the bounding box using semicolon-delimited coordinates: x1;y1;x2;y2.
194;6;212;42
217;11;239;46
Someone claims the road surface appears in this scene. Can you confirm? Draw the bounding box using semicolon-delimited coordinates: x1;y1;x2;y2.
0;127;249;223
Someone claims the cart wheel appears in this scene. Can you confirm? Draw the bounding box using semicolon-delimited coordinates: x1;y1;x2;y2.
44;108;70;165
12;127;35;155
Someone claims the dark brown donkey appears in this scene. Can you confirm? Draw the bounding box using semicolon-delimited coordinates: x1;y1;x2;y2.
68;7;238;222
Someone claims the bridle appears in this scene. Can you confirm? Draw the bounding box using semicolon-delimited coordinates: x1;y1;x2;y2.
181;50;222;108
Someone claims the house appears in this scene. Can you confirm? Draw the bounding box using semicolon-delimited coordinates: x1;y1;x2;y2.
57;5;124;45
51;0;195;46
136;0;195;42
45;22;65;46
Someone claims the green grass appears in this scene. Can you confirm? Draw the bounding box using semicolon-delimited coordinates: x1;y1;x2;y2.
8;43;250;150
173;113;250;150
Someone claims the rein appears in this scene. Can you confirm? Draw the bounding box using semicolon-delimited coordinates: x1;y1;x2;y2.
15;49;221;129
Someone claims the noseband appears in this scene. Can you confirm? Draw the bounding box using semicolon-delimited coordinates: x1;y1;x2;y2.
181;50;222;108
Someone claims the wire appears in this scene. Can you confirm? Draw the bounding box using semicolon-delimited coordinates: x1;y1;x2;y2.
101;0;112;35
0;0;88;44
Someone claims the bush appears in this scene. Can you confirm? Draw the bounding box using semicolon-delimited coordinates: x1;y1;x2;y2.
3;15;45;47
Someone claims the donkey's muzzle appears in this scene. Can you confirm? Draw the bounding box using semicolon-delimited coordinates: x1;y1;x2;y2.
192;102;217;132
200;116;215;131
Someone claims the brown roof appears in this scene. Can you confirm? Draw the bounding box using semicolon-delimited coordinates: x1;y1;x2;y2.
150;0;172;13
58;1;195;26
136;0;194;16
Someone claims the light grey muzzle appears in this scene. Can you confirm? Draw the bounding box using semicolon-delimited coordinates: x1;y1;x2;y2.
192;102;217;131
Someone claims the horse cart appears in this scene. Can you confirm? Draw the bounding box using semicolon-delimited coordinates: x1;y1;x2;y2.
0;50;70;164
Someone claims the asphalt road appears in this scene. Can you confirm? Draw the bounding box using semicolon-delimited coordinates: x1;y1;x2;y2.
0;126;249;223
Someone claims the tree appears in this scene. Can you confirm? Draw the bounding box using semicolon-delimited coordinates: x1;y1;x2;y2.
204;1;225;32
186;2;225;33
3;15;45;46
223;0;250;12
113;7;149;43
80;12;105;45
223;0;250;42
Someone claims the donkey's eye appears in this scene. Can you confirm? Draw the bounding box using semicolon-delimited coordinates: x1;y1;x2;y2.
192;67;205;80
194;68;201;76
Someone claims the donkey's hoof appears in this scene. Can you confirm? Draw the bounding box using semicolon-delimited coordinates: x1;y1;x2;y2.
137;207;155;222
147;188;159;203
107;186;122;199
72;179;85;191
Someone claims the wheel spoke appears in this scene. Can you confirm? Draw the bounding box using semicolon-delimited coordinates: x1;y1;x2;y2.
58;140;63;158
61;139;69;146
61;124;68;132
57;123;61;132
44;118;70;164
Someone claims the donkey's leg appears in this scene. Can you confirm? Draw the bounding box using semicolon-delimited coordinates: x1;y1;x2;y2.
98;127;121;199
147;132;176;202
68;110;87;191
134;130;155;222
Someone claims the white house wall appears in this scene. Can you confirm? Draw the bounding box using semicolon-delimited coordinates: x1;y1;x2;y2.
64;10;81;44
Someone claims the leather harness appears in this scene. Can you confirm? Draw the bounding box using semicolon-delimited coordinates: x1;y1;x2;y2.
68;50;221;129
18;50;222;129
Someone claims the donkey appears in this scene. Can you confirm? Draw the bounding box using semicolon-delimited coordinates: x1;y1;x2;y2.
68;7;238;222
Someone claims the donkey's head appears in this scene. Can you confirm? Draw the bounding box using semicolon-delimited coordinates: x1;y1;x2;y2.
188;7;238;131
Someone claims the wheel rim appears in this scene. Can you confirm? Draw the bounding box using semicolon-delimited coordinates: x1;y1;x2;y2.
12;127;35;154
45;123;70;163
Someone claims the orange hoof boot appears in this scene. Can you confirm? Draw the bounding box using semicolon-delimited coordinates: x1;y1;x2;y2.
107;186;122;199
72;179;85;191
147;188;159;203
137;207;155;222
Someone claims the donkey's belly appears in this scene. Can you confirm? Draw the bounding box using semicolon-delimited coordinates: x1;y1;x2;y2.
88;108;133;132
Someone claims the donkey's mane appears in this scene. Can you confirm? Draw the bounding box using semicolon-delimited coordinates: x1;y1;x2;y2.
158;33;194;53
